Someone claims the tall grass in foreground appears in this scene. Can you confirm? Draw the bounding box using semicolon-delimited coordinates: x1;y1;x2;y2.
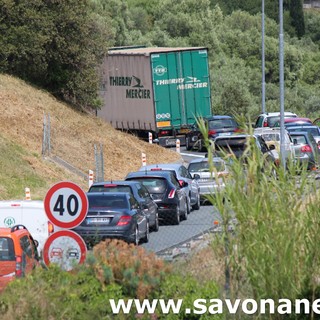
197;118;320;318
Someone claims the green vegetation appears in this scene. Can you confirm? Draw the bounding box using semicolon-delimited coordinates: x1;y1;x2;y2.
1;0;320;118
0;134;46;199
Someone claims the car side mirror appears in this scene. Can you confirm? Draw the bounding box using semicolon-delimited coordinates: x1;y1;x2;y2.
293;138;298;145
269;144;276;151
33;239;39;247
178;180;188;188
193;174;200;180
141;203;148;210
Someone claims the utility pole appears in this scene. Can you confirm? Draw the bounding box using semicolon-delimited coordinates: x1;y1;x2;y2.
279;0;286;170
262;0;266;114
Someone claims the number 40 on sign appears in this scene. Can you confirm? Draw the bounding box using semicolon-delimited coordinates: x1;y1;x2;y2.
44;181;88;229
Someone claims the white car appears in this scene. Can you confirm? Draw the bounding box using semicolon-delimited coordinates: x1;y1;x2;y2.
253;127;294;162
254;112;297;128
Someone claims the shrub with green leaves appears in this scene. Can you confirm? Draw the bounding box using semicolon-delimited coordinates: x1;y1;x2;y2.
199;118;320;317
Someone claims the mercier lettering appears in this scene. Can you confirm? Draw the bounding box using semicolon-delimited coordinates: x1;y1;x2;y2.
126;89;151;99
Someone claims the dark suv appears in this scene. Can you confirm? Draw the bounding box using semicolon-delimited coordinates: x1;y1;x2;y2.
88;180;159;232
125;171;188;225
185;115;240;151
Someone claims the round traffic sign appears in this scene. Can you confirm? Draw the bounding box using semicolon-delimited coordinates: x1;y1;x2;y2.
42;230;87;271
44;181;88;229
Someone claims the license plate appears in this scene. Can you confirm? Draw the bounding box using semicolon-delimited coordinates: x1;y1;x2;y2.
179;128;190;134
219;132;232;136
87;217;110;224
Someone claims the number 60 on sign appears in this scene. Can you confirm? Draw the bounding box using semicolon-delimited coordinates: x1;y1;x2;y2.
44;181;88;229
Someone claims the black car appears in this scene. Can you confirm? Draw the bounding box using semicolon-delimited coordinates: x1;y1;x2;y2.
88;180;159;232
72;192;149;247
212;134;278;168
125;171;188;225
185;115;241;151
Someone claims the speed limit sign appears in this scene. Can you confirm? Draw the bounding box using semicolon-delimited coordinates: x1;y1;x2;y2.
44;181;88;229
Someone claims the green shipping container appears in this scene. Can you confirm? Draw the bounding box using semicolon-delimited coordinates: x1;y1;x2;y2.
151;49;211;130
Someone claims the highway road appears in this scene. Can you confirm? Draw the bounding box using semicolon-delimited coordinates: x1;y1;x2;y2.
141;147;221;254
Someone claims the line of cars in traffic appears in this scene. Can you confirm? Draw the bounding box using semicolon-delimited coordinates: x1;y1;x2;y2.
72;162;211;248
185;112;320;171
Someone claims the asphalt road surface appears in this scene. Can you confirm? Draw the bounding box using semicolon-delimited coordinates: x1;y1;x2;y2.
141;147;220;253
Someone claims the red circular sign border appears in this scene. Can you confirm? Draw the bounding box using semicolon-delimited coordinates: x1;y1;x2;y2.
44;181;88;229
43;230;87;267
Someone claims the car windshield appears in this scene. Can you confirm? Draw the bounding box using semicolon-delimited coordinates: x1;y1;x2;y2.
208;119;237;129
89;185;132;194
88;195;129;209
288;127;320;136
130;178;167;194
261;133;280;142
188;161;225;173
0;237;15;261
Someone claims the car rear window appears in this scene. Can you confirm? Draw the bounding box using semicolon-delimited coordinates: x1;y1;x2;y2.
130;178;167;194
208;119;237;129
89;185;132;194
188;161;226;173
292;135;307;144
0;237;15;261
88;195;129;209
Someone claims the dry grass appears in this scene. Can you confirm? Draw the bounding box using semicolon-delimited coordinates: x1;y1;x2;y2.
0;74;181;199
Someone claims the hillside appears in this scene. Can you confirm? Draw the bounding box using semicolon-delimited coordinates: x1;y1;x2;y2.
0;74;181;200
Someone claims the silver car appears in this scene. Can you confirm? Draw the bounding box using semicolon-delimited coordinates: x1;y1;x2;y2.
187;157;228;203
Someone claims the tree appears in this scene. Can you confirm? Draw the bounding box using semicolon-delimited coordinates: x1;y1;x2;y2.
0;0;113;109
290;0;305;38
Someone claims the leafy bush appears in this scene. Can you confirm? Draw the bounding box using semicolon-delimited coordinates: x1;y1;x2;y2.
0;264;124;320
156;274;223;320
92;239;171;299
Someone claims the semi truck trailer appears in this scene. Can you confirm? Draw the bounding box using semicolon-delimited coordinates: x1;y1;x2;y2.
98;47;212;147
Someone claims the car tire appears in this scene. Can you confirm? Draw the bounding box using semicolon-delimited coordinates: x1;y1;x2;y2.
181;198;188;221
173;205;180;225
192;193;201;210
142;222;150;243
151;213;159;232
132;226;139;245
186;137;192;150
199;139;206;152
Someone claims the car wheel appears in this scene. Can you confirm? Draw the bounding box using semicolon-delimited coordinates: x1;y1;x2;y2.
142;222;150;243
181;198;188;221
199;139;206;152
186;137;192;150
173;205;180;225
187;196;191;214
132;226;139;245
151;213;159;232
192;193;201;210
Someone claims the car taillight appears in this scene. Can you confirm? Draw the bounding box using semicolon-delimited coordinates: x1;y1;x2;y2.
151;168;162;171
234;128;242;133
301;145;312;153
168;189;176;199
159;130;170;136
263;120;268;127
208;130;217;136
104;184;117;187
178;180;184;187
117;216;132;226
15;256;22;277
48;221;54;234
